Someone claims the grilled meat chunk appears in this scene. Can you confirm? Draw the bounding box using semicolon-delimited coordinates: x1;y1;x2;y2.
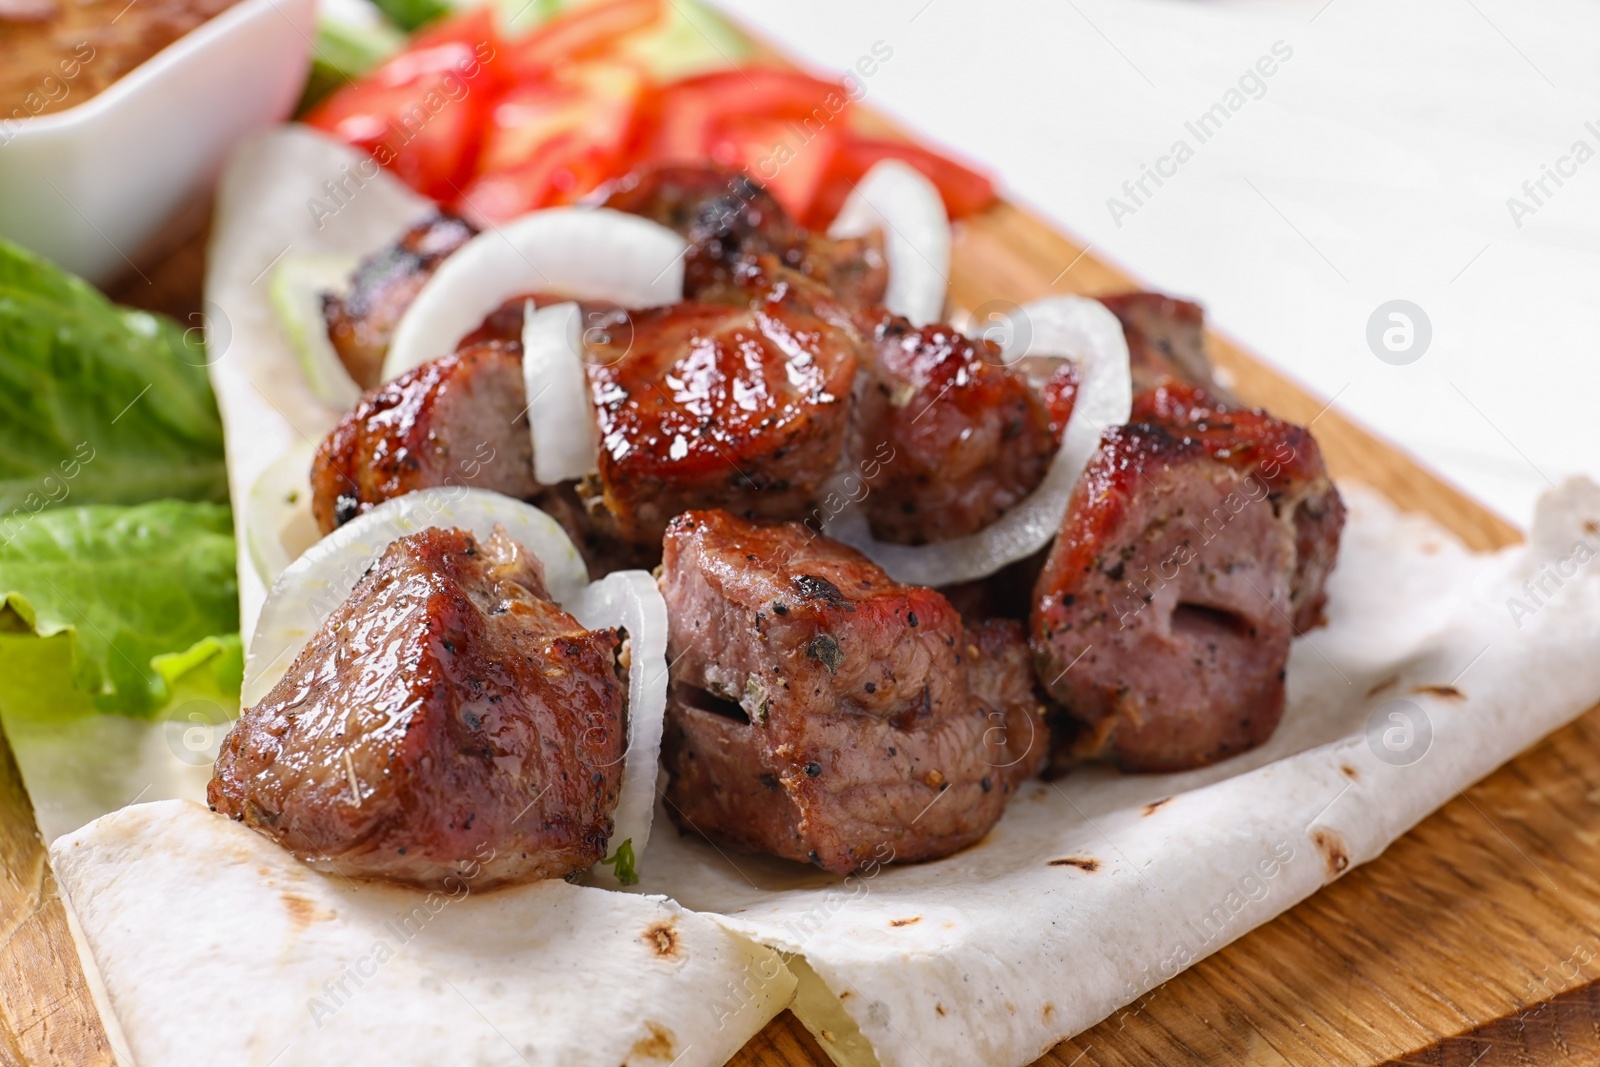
601;163;887;309
1099;290;1233;400
208;527;625;889
660;510;1044;873
1133;382;1344;632
311;340;537;533
1032;423;1296;773
323;213;478;388
851;315;1057;544
585;289;861;550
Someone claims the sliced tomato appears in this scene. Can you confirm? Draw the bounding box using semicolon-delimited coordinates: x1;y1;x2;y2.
812;137;998;225
459;134;620;222
305;9;503;202
504;0;662;82
645;67;850;163
710;116;841;223
464;60;648;221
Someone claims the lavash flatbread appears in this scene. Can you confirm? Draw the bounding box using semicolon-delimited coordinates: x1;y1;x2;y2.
51;800;794;1066
633;479;1600;1066
27;126;1600;1067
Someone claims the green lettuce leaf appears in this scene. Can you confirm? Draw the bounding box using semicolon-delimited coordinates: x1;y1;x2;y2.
0;502;241;719
0;239;227;518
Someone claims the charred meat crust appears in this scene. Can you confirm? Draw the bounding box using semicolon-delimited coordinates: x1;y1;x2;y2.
311;340;538;534
600;163;888;310
584;293;861;550
660;509;1044;874
1098;289;1229;399
853;314;1058;544
1132;382;1345;633
208;527;626;890
1031;423;1296;774
323;213;478;389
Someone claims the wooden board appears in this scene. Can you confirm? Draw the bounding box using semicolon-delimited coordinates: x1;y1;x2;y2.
7;145;1592;1067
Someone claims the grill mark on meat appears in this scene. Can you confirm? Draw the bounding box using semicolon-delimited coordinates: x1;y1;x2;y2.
584;293;861;549
323;214;478;389
660;510;1045;874
311;341;537;533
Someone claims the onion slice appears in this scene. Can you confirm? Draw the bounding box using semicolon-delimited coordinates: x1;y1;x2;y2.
381;207;687;381
243;487;590;705
522;301;600;485
567;570;670;887
823;295;1132;587
828;159;951;327
240;487;669;884
243;439;321;589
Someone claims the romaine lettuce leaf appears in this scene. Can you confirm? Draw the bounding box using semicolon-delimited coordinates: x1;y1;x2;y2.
0;502;241;719
0;239;227;517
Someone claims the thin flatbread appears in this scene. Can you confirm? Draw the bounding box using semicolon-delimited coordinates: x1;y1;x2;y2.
52;800;796;1067
636;479;1600;1067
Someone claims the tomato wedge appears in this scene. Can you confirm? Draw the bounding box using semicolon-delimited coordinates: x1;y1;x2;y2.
645;67;851;163
811;137;997;226
305;8;503;202
710;116;841;223
462;59;648;221
504;0;662;82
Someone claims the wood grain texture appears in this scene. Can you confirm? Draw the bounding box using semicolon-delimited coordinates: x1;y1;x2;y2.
5;133;1579;1067
0;723;113;1067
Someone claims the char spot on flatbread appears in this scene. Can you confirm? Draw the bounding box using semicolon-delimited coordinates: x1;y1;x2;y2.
1413;684;1465;700
282;892;333;930
934;1003;947;1017
1042;1003;1056;1021
1340;764;1359;780
888;916;921;928
625;1021;676;1062
643;920;680;959
1311;827;1350;880
1141;797;1172;816
1047;856;1099;872
1365;675;1400;698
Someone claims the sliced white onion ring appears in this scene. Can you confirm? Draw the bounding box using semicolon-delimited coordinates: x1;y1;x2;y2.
567;570;670;887
240;487;669;884
828;159;951;327
522;300;600;485
243;487;590;706
267;253;363;410
382;207;687;381
244;438;321;589
823;295;1132;587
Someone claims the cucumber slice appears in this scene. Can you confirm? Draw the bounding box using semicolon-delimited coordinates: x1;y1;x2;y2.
297;0;406;111
267;254;364;411
617;0;751;80
245;440;323;589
